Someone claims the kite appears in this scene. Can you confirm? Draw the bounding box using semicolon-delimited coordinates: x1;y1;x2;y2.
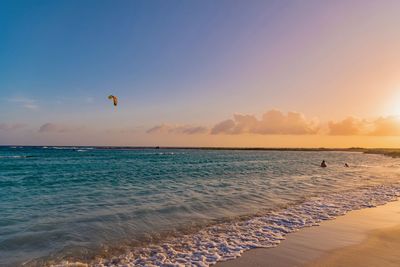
108;95;118;106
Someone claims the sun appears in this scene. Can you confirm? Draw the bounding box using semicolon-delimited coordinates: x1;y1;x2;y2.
387;90;400;117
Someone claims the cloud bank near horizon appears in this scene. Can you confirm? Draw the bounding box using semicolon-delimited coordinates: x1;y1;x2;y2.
328;116;400;136
147;124;208;135
2;110;400;139
147;110;400;137
211;110;319;135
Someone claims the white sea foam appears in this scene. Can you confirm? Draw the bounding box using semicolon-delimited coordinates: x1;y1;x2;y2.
55;183;400;267
0;155;28;158
52;147;78;150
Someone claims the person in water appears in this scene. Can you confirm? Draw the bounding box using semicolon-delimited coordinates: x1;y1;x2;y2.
321;160;327;168
344;163;349;167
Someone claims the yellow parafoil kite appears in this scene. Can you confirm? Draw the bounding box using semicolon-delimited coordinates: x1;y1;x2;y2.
108;95;118;106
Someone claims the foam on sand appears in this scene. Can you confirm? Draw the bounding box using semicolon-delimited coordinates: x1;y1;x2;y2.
55;184;400;267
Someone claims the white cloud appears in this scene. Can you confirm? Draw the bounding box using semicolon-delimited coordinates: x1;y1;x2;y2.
211;109;319;135
7;97;39;110
147;124;209;135
0;123;27;131
39;123;83;133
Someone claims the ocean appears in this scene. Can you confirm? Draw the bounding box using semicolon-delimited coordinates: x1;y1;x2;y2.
1;147;399;266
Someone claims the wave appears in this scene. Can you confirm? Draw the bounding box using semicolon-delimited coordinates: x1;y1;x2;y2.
0;155;33;159
53;183;400;267
157;152;178;155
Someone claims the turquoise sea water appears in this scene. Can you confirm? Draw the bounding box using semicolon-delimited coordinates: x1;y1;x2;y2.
1;147;399;266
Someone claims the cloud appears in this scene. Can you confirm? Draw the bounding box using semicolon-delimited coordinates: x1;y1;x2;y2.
211;120;236;135
211;110;400;136
327;116;400;136
328;117;365;135
147;124;209;135
7;97;39;110
211;110;319;135
23;104;39;109
105;126;146;134
39;123;83;133
0;123;26;131
369;116;400;136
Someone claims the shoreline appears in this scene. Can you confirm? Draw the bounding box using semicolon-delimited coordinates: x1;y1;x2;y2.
1;145;360;150
90;184;400;266
47;184;400;266
215;199;400;267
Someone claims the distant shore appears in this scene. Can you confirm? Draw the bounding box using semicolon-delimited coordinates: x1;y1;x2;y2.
216;199;400;267
2;145;400;157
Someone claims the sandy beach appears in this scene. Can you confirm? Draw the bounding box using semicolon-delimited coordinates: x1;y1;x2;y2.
216;199;400;267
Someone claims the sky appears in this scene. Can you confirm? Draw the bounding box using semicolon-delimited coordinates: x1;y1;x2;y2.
1;0;400;147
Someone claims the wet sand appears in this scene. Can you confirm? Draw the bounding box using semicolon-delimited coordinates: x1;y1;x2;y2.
306;225;400;267
215;199;400;267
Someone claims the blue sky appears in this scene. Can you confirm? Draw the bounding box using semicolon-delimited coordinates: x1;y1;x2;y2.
1;1;275;108
1;0;400;146
0;0;297;126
